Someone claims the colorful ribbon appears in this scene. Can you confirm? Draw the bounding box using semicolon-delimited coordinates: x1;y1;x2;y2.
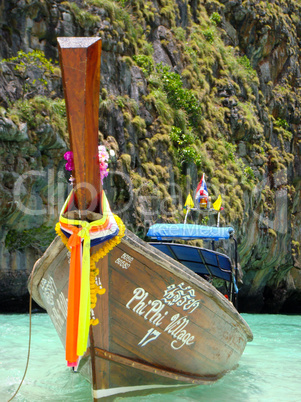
58;190;119;366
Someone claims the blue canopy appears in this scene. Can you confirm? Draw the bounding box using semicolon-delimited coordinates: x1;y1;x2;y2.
149;243;233;281
147;224;234;241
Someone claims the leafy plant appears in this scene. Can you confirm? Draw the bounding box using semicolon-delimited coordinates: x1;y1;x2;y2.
201;216;209;225
203;28;215;43
157;64;202;127
274;117;289;130
133;54;154;76
170;126;201;166
1;50;56;98
62;2;100;28
7;96;67;135
210;12;221;25
224;141;237;162
244;166;255;181
237;55;257;79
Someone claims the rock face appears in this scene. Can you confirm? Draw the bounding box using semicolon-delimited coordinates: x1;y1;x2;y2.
0;0;301;313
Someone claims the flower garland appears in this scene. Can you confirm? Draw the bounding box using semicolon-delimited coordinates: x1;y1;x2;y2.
98;145;109;184
55;215;125;325
64;151;74;171
64;145;115;184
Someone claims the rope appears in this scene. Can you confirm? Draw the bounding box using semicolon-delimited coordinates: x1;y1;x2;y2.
7;265;36;402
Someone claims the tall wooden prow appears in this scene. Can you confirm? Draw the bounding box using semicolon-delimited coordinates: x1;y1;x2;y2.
57;37;102;213
57;37;103;401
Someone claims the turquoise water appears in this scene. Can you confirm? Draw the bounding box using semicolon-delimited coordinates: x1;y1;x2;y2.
1;314;301;401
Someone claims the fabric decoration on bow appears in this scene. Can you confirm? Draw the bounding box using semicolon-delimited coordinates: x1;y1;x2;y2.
58;190;120;367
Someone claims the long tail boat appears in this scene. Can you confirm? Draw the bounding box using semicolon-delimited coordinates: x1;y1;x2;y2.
29;38;253;401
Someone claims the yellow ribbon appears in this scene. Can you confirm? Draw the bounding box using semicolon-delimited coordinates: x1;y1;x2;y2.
56;190;126;362
76;223;92;356
59;192;112;356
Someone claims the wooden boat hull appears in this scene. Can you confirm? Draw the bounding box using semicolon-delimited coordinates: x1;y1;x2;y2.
30;229;252;400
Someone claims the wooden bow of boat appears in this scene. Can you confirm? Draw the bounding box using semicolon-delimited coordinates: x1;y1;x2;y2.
29;37;253;401
58;37;102;211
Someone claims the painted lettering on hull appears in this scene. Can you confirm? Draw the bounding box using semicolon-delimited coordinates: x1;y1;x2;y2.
40;277;68;334
162;283;200;313
115;253;133;269
126;284;199;350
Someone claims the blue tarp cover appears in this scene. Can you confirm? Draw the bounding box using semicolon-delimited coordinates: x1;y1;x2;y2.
147;224;234;241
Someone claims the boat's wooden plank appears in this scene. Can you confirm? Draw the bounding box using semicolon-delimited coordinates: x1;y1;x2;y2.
89;243;244;377
30;236;67;308
57;37;102;211
32;229;248;387
93;347;218;384
120;234;252;341
94;358;200;390
109;240;247;347
37;246;69;346
92;253;110;391
108;289;241;375
122;232;252;342
108;299;224;375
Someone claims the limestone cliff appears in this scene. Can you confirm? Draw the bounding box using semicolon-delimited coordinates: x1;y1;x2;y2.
0;0;301;313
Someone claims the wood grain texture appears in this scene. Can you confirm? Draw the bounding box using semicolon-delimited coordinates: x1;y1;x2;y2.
31;229;252;396
57;37;102;211
93;253;110;392
106;242;244;377
93;347;218;384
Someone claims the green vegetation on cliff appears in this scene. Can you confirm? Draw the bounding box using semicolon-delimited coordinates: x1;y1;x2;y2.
1;0;301;312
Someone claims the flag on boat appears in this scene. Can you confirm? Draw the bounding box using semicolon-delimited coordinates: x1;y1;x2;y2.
213;194;222;211
195;173;208;205
183;193;194;214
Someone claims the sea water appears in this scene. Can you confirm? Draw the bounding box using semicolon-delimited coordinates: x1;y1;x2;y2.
1;314;301;402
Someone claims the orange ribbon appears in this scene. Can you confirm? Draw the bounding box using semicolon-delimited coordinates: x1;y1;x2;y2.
58;190;121;367
65;228;82;366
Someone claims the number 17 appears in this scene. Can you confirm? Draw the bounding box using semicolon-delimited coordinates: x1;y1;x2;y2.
138;328;161;347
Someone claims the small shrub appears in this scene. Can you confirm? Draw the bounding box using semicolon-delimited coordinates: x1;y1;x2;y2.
173;27;186;41
237;55;257;79
169;126;201;167
1;50;56;98
63;2;100;28
224;141;237;162
133;54;154;76
146;89;173;124
274;117;289;130
203;28;215;43
132;115;146;134
244;166;255;181
156;64;202;127
210;12;222;25
7;96;66;135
